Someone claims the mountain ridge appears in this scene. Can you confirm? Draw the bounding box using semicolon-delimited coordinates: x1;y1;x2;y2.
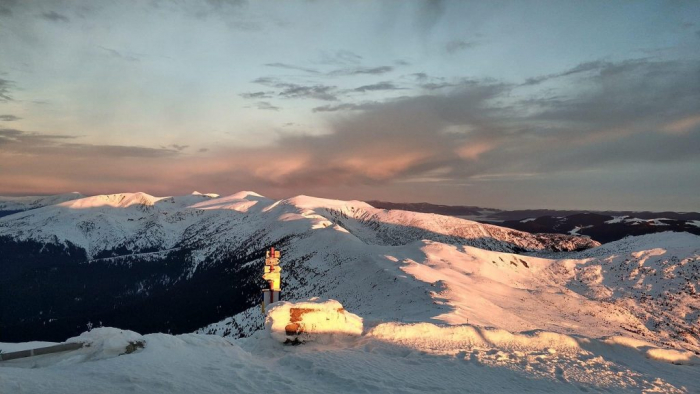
0;190;598;343
1;191;697;357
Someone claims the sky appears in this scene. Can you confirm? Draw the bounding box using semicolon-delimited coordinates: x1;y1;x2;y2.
0;0;699;211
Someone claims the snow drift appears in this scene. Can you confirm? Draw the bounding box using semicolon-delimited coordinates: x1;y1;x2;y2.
266;299;363;343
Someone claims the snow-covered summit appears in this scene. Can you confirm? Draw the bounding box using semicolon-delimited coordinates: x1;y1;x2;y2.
191;191;220;198
60;192;161;209
284;194;374;211
228;190;266;199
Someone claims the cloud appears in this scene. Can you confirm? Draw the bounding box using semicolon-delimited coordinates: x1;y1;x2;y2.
264;62;320;74
414;0;445;33
523;60;608;85
2;55;698;210
410;74;460;90
329;66;393;76
220;58;700;192
251;64;398;103
663;115;700;134
253;77;339;101
412;73;428;81
264;62;393;77
420;82;456;90
169;144;189;151
531;59;700;128
170;0;250;25
0;128;76;146
61;144;181;158
205;0;248;8
0;78;14;101
205;80;511;189
316;50;363;66
279;84;337;101
98;46;140;62
445;40;476;53
312;102;379;112
353;82;403;92
240;91;273;99
506;59;700;175
253;101;280;111
455;141;495;160
0;114;21;121
39;11;70;23
0;80;508;194
0;128;180;158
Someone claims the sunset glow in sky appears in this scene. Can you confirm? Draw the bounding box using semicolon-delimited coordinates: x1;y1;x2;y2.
1;0;699;210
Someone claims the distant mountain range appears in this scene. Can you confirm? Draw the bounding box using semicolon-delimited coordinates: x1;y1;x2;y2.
367;201;700;243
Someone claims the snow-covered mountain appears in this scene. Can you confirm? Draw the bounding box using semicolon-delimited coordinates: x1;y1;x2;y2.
369;201;700;242
1;190;698;356
1;191;698;393
202;229;699;354
0;191;598;259
0;192;84;217
0;190;596;342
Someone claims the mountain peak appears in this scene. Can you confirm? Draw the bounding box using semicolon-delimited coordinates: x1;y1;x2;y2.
285;195;373;211
228;191;266;199
191;191;220;198
61;192;160;209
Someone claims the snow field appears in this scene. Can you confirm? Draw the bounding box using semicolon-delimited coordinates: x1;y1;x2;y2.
2;303;698;393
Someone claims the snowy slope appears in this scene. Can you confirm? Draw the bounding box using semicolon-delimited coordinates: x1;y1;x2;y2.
1;317;698;393
0;191;597;260
0;192;84;215
201;230;699;355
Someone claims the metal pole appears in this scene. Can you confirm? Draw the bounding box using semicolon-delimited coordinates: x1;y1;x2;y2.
0;342;84;362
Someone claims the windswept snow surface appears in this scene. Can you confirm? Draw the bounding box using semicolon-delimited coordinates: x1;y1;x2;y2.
2;309;699;393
